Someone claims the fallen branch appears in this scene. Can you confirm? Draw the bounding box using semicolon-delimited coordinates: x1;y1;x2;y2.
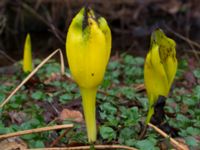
0;124;73;139
165;25;200;60
148;123;188;150
22;2;65;44
28;144;138;150
166;25;200;49
50;129;71;147
0;48;65;108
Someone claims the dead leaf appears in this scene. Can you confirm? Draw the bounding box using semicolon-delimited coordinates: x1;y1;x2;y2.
194;135;200;142
134;83;145;92
8;111;26;124
184;71;196;88
59;109;83;123
0;137;27;150
180;104;188;114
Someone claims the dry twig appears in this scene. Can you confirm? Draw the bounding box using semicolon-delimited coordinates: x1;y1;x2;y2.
165;26;200;60
166;26;200;49
50;129;70;147
28;144;138;150
0;49;65;108
0;124;73;139
22;2;65;44
148;123;188;150
0;50;16;63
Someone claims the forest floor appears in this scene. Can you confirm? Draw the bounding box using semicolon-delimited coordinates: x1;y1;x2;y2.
0;51;200;149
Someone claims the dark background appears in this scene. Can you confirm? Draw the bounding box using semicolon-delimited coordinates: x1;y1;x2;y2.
0;0;200;67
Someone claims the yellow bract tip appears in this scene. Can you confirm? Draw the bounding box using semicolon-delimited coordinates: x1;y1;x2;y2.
23;33;33;73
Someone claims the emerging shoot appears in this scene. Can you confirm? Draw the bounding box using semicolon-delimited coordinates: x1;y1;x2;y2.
144;29;177;124
23;33;33;73
66;7;111;142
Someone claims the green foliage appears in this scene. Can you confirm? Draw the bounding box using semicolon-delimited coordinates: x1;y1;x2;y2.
135;139;159;150
176;58;188;78
193;68;200;79
99;126;116;141
185;136;198;147
0;54;200;148
119;106;140;126
118;127;136;146
59;93;73;104
31;91;45;100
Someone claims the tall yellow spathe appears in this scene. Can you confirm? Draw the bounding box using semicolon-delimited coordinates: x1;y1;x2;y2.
23;33;33;73
144;29;177;124
66;8;111;142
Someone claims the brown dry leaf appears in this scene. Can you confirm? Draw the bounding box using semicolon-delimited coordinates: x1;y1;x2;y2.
180;104;188;114
134;83;145;92
59;108;83;123
0;137;27;150
184;71;196;88
8;111;26;124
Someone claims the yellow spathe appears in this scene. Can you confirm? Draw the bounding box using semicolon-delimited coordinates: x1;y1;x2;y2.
66;8;111;142
23;34;33;73
144;29;177;124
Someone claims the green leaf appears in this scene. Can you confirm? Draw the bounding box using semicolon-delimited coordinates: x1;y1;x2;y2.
22;134;36;140
0;127;10;134
186;127;200;136
176;59;188;77
28;140;45;148
193;85;200;100
99;126;116;141
31;91;45;100
34;140;45;148
0;93;5;103
120;106;140;126
124;55;135;65
185;136;198;147
120;87;135;99
119;127;136;144
176;114;190;128
135;139;158;150
183;97;196;106
108;60;120;70
99;102;117;116
59;93;73;103
123;55;144;66
193;69;200;79
125;139;136;147
107;115;119;126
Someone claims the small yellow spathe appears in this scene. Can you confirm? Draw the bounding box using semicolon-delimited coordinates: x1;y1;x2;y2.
23;34;33;73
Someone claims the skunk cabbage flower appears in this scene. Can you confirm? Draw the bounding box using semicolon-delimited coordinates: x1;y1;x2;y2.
144;29;177;124
66;8;111;142
23;34;33;73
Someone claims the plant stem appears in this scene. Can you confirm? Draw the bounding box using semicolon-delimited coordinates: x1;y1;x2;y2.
80;87;97;143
